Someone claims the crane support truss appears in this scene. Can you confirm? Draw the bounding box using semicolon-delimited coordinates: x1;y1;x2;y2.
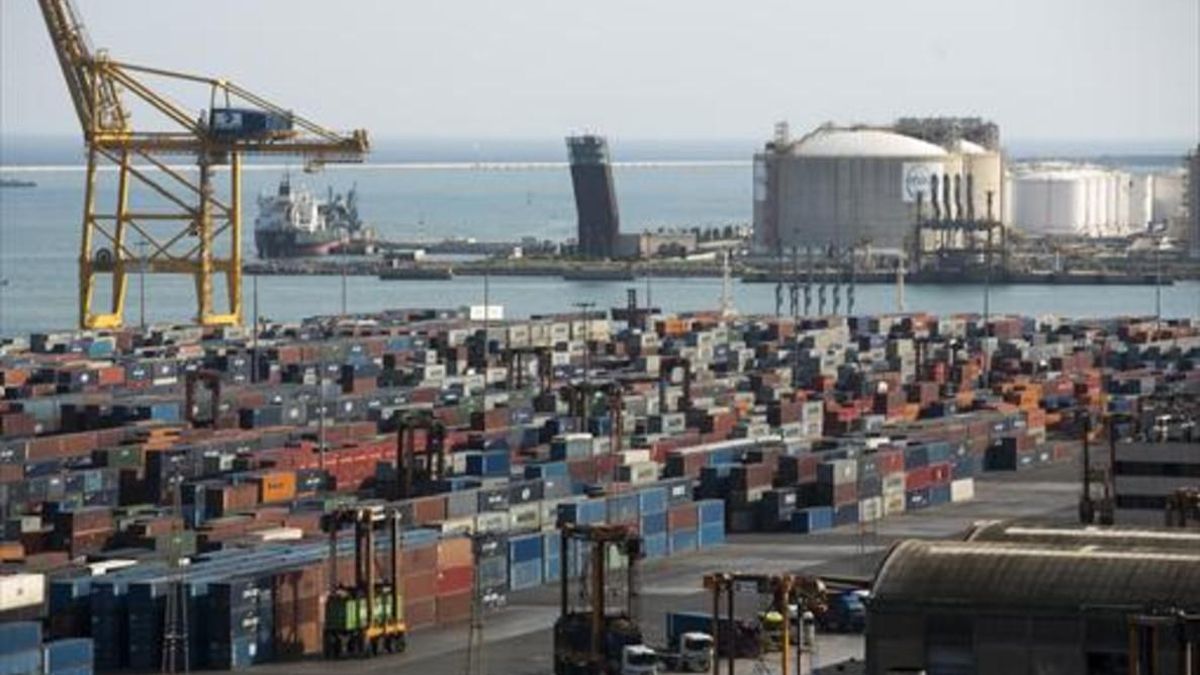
39;0;367;328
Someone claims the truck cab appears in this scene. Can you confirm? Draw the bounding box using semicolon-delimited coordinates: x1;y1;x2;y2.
674;632;714;672
622;644;660;675
819;590;867;633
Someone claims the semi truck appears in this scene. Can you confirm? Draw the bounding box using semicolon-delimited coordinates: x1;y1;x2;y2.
661;612;717;672
664;611;761;660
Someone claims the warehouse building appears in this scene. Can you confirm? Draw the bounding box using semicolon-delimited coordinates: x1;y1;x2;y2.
752;118;1004;253
867;538;1200;675
1113;440;1200;525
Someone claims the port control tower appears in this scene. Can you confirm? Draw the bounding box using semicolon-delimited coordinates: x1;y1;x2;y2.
567;135;620;258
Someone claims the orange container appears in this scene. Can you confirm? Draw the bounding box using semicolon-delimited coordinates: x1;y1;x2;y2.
436;537;473;570
256;470;297;504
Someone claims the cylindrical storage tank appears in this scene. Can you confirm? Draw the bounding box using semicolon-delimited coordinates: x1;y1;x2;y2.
1129;174;1154;230
1104;171;1118;233
771;128;952;249
1113;172;1131;234
1085;172;1103;235
1011;169;1088;235
959;141;1003;221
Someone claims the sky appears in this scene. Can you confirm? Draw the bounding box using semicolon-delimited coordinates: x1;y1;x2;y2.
1;0;1197;148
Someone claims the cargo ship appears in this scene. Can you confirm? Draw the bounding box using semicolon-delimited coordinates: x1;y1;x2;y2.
0;178;37;188
254;176;373;259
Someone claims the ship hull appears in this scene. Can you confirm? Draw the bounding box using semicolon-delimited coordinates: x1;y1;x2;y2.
255;229;342;259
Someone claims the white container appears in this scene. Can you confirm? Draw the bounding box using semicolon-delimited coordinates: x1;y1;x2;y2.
438;516;476;536
475;511;509;534
0;573;45;612
950;478;975;503
254;527;304;542
88;559;138;576
509;503;541;532
619;450;651;465
883;492;906;517
859;497;883;523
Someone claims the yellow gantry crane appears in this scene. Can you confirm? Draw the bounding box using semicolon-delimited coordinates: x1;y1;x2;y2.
38;0;368;329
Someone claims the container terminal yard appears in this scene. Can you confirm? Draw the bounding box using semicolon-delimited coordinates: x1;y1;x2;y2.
0;306;1198;674
3;2;1199;674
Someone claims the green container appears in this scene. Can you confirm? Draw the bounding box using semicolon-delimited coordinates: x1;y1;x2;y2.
97;446;143;469
327;594;361;632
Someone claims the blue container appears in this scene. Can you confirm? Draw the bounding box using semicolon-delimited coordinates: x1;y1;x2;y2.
50;574;94;607
208;634;257;671
833;503;859;527
905;487;932;511
557;499;606;526
984;445;1017;471
509;559;543;590
951;455;976;480
44;639;93;672
525;461;568;480
925;441;953;464
904;444;930;470
643;533;668;559
509;533;543;564
640;512;668;536
930;484;952;506
543;531;561;559
466;450;511;477
790;507;833;534
658;477;694;505
698;522;725;548
0;650;40;675
668;528;697;555
478;556;509;592
606;493;639;524
666;611;714;643
0;621;41;655
697;499;725;525
544;554;561;583
636;487;668;515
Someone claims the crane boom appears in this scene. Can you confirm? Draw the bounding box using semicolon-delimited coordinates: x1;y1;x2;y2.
37;0;129;136
38;0;369;329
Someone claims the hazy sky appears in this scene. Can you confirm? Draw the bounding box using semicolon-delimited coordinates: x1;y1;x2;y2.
2;0;1197;144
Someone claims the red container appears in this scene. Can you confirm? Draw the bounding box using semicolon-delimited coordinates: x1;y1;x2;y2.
905;466;933;491
929;462;952;485
667;503;698;531
403;569;438;602
436;565;474;596
875;450;904;476
405;597;437;629
402;543;439;577
435;590;472;625
410;495;447;525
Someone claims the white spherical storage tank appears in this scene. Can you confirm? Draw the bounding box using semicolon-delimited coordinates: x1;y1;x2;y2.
758;128;956;249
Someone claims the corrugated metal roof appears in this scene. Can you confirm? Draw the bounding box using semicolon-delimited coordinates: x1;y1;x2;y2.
792;129;947;158
965;520;1200;551
872;540;1200;612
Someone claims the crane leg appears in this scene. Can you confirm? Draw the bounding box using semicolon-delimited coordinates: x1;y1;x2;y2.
110;149;132;317
225;153;243;322
78;149;99;328
195;161;214;324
